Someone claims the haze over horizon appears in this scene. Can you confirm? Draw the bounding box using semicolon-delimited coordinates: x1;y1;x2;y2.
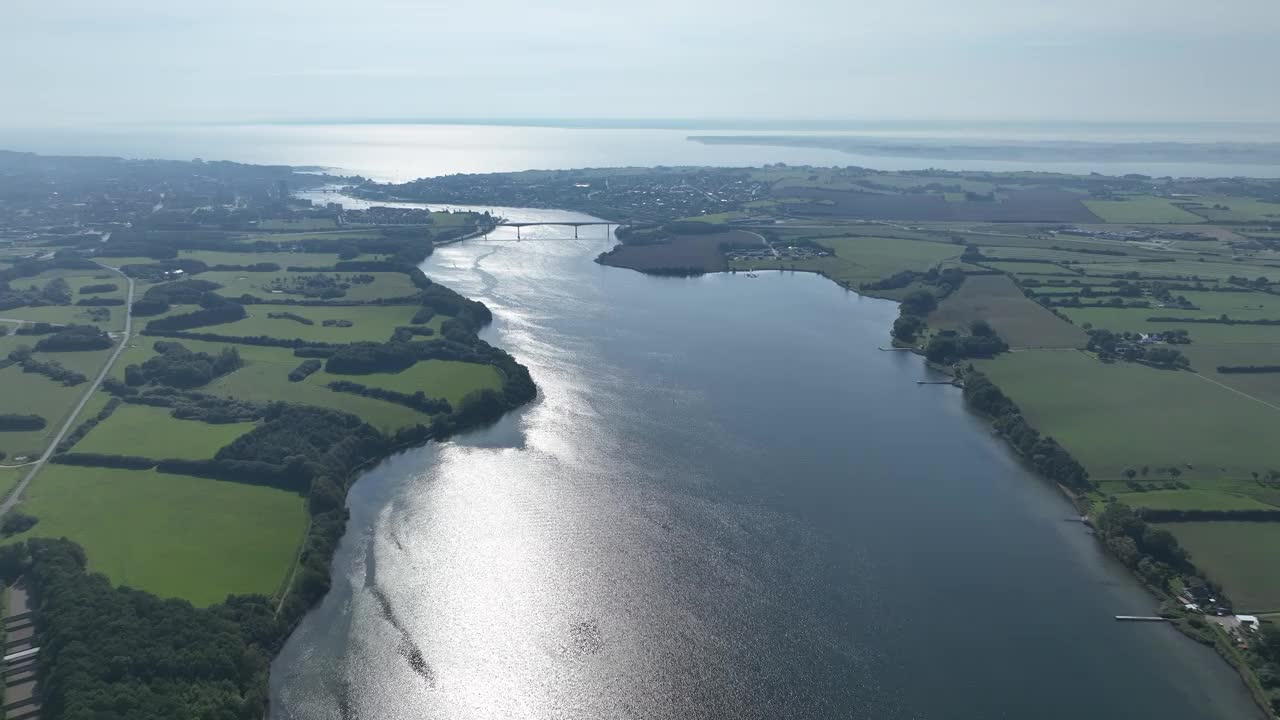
7;0;1280;130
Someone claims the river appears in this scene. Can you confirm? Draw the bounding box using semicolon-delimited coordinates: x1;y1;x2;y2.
269;207;1263;719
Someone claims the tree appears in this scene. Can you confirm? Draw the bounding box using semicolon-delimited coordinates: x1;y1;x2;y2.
899;290;937;316
1124;468;1137;481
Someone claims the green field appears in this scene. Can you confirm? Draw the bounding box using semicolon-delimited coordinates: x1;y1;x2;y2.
142;303;434;344
0;364;93;460
199;270;419;302
1179;197;1280;223
1180;343;1280;405
72;404;256;459
172;249;385;269
977;349;1280;481
1079;259;1280;282
1059;307;1280;344
330;359;505;406
0;304;123;330
731;235;962;294
1083;196;1207;224
1111;489;1276;511
930;274;1085;349
7;465;306;606
111;339;430;433
257;218;338;231
0;467;24;501
1159;522;1280;611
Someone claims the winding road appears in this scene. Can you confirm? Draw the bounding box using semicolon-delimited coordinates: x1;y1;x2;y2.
0;264;134;515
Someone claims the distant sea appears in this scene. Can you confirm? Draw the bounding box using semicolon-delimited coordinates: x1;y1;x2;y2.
2;121;1279;182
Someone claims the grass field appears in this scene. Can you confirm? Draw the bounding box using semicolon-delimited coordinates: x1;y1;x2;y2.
0;304;122;330
976;246;1134;264
1180;343;1280;405
1179;197;1280;223
1083;196;1207;224
199;270;419;302
1058;307;1280;344
173;250;374;268
1111;489;1276;511
930;274;1085;349
731;235;962;294
152;304;430;344
112;339;431;433
0;364;94;460
236;230;385;244
257;218;338;231
0;467;24;501
977;349;1280;481
1080;260;1280;282
72;404;256;459
7;465;306;606
1158;522;1280;611
329;359;504;406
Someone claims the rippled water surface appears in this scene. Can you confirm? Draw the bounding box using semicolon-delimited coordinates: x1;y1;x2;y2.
271;214;1262;720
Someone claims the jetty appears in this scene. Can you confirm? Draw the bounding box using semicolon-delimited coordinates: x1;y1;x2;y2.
1115;615;1167;622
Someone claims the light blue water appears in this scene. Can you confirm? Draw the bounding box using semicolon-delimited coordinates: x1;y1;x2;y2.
270;213;1264;720
3;123;1279;181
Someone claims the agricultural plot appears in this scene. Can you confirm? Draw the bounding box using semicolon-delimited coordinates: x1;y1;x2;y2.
1180;343;1280;405
200;270;419;302
72;404;256;460
1179;197;1280;223
930;274;1085;349
327;359;505;406
257;218;338;231
976;246;1134;264
6;465;307;606
1158;522;1280;611
732;235;962;293
0;304;122;330
1110;489;1276;512
0;467;23;501
0;365;94;460
236;229;386;244
163;304;430;344
976;349;1280;481
1059;307;1280;344
1083;196;1206;224
1083;260;1279;282
173;250;371;268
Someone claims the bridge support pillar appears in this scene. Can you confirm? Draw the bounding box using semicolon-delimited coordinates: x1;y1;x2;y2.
574;226;579;239
517;226;521;240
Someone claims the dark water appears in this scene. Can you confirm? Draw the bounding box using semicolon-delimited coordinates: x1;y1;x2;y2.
271;216;1262;719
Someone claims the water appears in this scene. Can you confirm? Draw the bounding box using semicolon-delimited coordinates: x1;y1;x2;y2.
4;123;1280;181
270;214;1263;720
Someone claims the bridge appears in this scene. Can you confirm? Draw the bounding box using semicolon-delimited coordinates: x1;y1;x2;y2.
492;221;617;239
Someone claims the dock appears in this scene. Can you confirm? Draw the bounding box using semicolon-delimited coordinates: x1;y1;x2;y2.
917;381;952;385
877;346;913;351
1115;615;1167;622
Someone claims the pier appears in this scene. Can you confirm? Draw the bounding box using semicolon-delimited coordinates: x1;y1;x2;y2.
1115;615;1167;622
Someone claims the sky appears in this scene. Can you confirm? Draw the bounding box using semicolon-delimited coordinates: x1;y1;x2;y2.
5;0;1280;128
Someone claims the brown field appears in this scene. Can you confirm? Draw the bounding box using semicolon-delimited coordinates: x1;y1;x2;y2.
778;189;1102;223
596;230;758;274
930;274;1087;349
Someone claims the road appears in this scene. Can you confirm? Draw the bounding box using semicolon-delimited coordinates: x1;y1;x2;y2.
0;264;135;515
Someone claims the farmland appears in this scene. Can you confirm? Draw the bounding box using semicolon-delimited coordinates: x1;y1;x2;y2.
729;234;962;294
976;349;1280;482
929;274;1085;349
1159;522;1280;611
1083;196;1207;224
71;404;257;460
5;465;307;606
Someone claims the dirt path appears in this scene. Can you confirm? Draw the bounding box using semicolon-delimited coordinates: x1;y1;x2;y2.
1191;371;1280;413
0;264;134;515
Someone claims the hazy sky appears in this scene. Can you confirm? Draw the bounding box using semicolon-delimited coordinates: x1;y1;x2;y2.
6;0;1280;128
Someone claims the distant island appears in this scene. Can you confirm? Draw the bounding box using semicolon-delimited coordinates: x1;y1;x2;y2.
689;134;1280;166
